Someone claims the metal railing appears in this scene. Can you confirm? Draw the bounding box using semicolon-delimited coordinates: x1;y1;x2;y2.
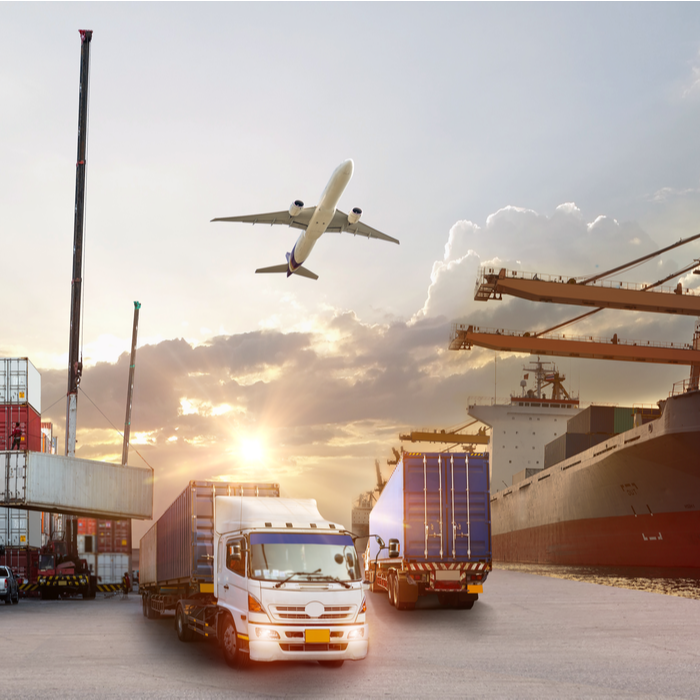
451;323;696;351
475;266;700;297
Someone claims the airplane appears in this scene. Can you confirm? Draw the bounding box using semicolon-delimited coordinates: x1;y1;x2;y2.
211;159;399;280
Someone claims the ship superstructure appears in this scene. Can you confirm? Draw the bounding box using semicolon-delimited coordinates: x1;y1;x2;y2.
468;360;580;494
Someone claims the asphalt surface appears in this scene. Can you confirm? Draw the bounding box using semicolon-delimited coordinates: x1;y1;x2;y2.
1;570;698;699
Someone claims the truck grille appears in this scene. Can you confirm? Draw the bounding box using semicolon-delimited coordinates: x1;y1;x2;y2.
271;604;355;621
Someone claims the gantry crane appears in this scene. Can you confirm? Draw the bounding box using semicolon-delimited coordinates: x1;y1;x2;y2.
450;324;700;366
474;233;700;316
399;420;489;448
454;231;700;386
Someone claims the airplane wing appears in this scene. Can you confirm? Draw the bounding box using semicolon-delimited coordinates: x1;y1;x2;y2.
211;207;315;231
326;210;399;244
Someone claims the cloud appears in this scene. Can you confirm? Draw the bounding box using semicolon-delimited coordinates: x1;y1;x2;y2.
37;202;700;538
682;49;700;99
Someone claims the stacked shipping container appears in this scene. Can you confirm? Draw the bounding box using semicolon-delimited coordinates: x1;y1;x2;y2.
544;404;663;468
76;518;132;585
1;359;45;585
0;359;41;452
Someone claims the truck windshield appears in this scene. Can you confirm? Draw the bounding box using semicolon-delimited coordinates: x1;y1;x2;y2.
249;533;361;583
39;555;54;571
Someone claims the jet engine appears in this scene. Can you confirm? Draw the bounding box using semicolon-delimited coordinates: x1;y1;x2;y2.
289;200;304;216
348;207;362;225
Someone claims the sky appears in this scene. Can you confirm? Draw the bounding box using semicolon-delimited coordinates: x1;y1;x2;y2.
2;3;700;539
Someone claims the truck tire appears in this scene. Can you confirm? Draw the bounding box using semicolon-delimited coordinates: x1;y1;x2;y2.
176;604;194;642
221;614;245;668
12;591;19;605
142;595;148;617
388;573;397;607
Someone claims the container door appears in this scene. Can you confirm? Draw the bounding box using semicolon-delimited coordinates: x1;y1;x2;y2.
446;453;469;559
404;454;445;559
455;455;491;560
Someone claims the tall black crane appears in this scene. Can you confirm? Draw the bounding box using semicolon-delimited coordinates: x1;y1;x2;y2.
65;29;93;457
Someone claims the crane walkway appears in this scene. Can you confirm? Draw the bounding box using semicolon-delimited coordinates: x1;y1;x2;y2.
475;267;700;316
1;451;152;519
449;324;700;366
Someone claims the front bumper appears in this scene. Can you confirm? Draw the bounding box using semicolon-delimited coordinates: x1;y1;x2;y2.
248;623;369;662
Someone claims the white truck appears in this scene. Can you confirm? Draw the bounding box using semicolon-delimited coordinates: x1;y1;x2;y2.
140;481;368;667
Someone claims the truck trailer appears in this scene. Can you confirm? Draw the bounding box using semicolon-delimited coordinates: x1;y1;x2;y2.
365;452;491;610
140;481;368;667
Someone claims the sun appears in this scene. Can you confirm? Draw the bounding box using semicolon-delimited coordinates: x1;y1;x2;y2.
240;438;264;463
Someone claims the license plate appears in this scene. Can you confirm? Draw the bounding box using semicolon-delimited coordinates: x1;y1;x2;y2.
435;570;461;582
305;629;330;643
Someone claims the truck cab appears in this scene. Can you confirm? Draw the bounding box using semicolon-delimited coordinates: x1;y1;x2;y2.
210;498;368;665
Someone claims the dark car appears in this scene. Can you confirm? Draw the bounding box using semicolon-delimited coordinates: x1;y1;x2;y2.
0;566;19;605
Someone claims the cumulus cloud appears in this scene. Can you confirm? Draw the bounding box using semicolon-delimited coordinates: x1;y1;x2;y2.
682;49;700;99
38;202;700;537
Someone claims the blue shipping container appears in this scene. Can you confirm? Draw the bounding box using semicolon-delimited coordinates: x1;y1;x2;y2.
368;453;491;564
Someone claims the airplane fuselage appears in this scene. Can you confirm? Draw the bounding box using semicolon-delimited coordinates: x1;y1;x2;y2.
289;159;354;272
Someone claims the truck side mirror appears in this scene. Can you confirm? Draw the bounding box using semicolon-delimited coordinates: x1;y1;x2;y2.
228;542;242;562
388;539;400;558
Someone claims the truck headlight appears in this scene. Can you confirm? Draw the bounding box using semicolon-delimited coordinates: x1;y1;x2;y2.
254;627;280;640
348;628;364;640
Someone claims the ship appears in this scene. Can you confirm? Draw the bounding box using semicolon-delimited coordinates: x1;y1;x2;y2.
351;460;387;557
469;360;700;568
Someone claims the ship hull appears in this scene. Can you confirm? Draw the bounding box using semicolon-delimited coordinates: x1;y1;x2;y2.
491;389;700;568
494;510;700;567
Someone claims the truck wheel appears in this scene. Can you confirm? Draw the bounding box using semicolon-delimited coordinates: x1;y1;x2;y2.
388;574;397;607
176;604;194;642
12;591;19;605
142;595;148;617
318;660;344;668
221;615;244;667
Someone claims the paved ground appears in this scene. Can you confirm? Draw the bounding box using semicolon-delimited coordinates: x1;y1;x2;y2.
1;570;698;699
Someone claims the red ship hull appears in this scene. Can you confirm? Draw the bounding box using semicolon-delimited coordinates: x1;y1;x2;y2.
494;510;700;568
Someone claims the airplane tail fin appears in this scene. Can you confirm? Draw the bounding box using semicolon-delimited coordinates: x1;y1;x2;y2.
255;255;318;280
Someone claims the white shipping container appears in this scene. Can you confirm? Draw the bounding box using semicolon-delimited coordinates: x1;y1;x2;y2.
77;534;97;554
0;506;42;547
0;358;41;413
139;523;157;586
82;553;129;585
0;451;153;519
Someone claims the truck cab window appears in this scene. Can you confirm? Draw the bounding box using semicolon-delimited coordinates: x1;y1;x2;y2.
226;539;246;576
